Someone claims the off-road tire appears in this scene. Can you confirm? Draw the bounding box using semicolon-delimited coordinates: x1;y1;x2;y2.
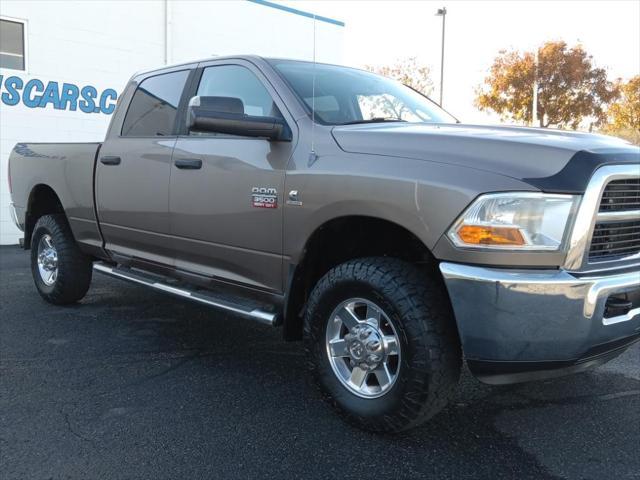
30;214;93;305
304;257;461;433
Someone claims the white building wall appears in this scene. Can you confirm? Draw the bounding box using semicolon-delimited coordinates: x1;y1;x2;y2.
169;1;343;64
0;0;344;245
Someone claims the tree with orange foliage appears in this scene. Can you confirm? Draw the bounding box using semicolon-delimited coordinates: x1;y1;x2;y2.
602;76;640;145
366;57;434;96
363;58;436;121
476;41;619;129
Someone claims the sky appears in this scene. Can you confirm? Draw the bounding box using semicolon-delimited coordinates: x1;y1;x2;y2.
281;0;640;124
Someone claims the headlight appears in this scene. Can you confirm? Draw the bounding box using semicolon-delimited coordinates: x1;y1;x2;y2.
448;192;579;251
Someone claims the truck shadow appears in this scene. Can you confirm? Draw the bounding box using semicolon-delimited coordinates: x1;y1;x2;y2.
79;276;640;479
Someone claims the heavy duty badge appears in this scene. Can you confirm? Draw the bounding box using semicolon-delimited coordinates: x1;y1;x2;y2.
251;187;278;209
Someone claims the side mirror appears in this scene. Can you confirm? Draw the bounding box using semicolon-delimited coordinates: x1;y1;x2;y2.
187;96;291;141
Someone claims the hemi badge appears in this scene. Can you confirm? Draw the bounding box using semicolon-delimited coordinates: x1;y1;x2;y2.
251;187;278;209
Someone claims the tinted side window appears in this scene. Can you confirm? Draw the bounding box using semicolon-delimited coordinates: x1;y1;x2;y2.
121;70;190;137
196;65;281;118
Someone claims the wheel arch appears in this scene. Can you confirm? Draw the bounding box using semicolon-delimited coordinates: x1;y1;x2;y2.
24;184;66;249
282;215;443;340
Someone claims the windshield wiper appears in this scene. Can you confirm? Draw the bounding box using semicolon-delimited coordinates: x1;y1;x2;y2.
339;117;407;125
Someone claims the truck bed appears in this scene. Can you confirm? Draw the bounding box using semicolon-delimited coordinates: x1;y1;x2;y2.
9;142;103;251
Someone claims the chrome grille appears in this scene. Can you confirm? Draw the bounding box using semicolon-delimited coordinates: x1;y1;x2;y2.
599;178;640;212
564;165;640;272
588;174;640;264
589;220;640;262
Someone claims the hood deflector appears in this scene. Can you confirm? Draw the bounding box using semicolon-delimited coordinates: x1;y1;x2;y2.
523;150;640;194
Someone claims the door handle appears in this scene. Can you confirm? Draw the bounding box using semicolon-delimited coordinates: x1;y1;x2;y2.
100;156;121;165
174;158;202;170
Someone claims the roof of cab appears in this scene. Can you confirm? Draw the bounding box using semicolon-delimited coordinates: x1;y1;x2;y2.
132;55;273;79
130;55;351;80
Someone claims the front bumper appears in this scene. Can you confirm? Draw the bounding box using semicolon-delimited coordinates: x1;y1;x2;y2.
440;262;640;384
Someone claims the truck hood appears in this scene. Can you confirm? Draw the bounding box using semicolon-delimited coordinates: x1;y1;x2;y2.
331;123;639;193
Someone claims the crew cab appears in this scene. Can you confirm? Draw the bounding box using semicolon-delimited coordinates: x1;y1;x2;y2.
8;56;640;432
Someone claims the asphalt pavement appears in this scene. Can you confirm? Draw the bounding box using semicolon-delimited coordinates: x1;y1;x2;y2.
1;245;638;480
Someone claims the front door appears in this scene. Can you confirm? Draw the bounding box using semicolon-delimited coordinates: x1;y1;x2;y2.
96;68;191;266
169;61;296;292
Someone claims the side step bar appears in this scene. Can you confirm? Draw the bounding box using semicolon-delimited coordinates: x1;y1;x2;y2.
93;262;278;326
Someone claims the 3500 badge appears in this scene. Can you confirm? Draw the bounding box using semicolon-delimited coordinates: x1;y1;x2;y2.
251;187;278;209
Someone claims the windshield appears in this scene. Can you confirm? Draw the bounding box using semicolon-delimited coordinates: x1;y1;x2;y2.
270;60;457;125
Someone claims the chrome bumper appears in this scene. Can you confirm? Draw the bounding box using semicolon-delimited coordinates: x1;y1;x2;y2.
440;262;640;384
10;203;24;232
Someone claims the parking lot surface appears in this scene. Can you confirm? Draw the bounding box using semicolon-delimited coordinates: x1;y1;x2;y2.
1;245;638;479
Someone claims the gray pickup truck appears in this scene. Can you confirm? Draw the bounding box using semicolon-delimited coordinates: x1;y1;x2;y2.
8;56;640;432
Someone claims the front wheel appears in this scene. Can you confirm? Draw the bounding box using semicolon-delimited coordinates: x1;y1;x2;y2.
30;214;93;305
304;257;461;433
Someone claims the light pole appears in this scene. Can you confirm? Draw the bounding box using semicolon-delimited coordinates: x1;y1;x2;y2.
436;7;447;106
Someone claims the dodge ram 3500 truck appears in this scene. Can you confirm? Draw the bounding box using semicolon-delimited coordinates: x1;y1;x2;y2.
8;56;640;432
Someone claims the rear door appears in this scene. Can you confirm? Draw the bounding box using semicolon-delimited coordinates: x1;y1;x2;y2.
96;67;194;265
169;59;297;292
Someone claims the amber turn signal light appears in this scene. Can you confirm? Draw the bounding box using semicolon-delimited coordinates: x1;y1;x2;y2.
456;225;526;246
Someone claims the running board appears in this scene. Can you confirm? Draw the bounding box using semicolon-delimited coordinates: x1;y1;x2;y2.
93;262;278;326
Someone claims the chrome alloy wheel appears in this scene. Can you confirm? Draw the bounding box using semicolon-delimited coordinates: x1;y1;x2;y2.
37;234;58;286
326;298;401;398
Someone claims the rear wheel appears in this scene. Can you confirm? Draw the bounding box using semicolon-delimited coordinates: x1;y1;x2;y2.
304;257;461;433
30;214;93;305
